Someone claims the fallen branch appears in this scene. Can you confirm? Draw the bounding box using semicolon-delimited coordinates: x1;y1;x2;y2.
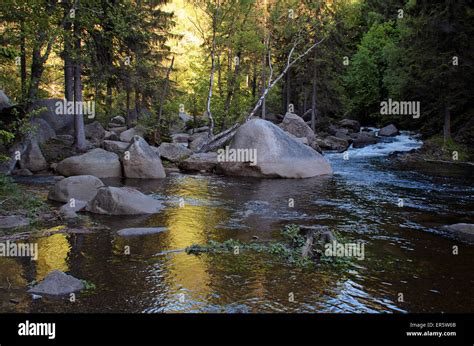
198;36;327;153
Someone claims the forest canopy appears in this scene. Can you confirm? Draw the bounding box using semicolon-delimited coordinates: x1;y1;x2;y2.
0;0;473;145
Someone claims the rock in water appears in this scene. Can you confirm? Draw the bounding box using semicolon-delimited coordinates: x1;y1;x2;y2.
444;223;474;243
338;119;361;132
28;270;84;296
56;148;122;178
19;141;48;172
48;175;105;203
179;152;219;172
86;186;163;215
378;124;399;137
123;136;166;179
279;112;316;144
117;227;167;237
352;133;378;148
220;119;332;178
156;143;192;163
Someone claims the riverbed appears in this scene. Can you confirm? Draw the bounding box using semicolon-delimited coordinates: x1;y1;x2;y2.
1;132;473;313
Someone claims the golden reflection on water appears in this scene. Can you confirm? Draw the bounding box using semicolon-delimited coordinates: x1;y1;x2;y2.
35;233;70;281
159;177;229;296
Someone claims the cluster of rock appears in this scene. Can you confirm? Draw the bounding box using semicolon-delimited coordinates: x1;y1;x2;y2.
1;92;399;180
48;175;163;218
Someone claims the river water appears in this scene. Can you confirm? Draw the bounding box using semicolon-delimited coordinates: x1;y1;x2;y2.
1;132;473;313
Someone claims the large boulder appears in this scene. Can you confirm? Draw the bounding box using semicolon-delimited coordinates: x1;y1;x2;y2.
443;223;474;243
352;132;378;148
31;118;56;144
156;142;192;163
86;186;163;215
316;136;350;152
279;112;316;144
28;270;84;296
123;136;166;179
179;152;219;173
338;119;361;132
30;99;74;134
85;121;106;141
56;148;122;178
103;140;129;155
219;119;332;178
48;175;105;203
378;124;399;137
19;141;48;172
120;125;145;142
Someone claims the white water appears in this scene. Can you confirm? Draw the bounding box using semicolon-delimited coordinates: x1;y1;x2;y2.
349;131;422;158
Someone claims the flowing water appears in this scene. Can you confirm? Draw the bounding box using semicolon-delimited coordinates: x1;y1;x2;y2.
1;132;473;313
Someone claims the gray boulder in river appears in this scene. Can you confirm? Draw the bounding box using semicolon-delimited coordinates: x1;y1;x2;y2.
28;270;84;296
219;119;333;178
86;186;163;215
56;148;122;178
123;136;166;179
444;223;474;243
48;175;105;203
279;112;316;144
156;142;192;163
378;124;399;137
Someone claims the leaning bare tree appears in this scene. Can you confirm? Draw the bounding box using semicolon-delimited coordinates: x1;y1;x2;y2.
197;33;326;153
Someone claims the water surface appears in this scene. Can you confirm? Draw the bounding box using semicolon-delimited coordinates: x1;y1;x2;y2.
1;132;473;313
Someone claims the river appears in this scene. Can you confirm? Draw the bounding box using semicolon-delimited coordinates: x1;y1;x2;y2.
1;131;473;313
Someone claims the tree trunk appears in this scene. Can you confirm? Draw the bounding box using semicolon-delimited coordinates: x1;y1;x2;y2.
126;78;131;127
261;46;266;119
134;86;141;121
311;49;317;132
27;47;45;105
73;0;86;151
106;80;113;118
222;51;241;130
251;64;257;99
20;20;27;100
158;56;174;120
63;9;74;102
286;68;291;112
205;12;217;138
